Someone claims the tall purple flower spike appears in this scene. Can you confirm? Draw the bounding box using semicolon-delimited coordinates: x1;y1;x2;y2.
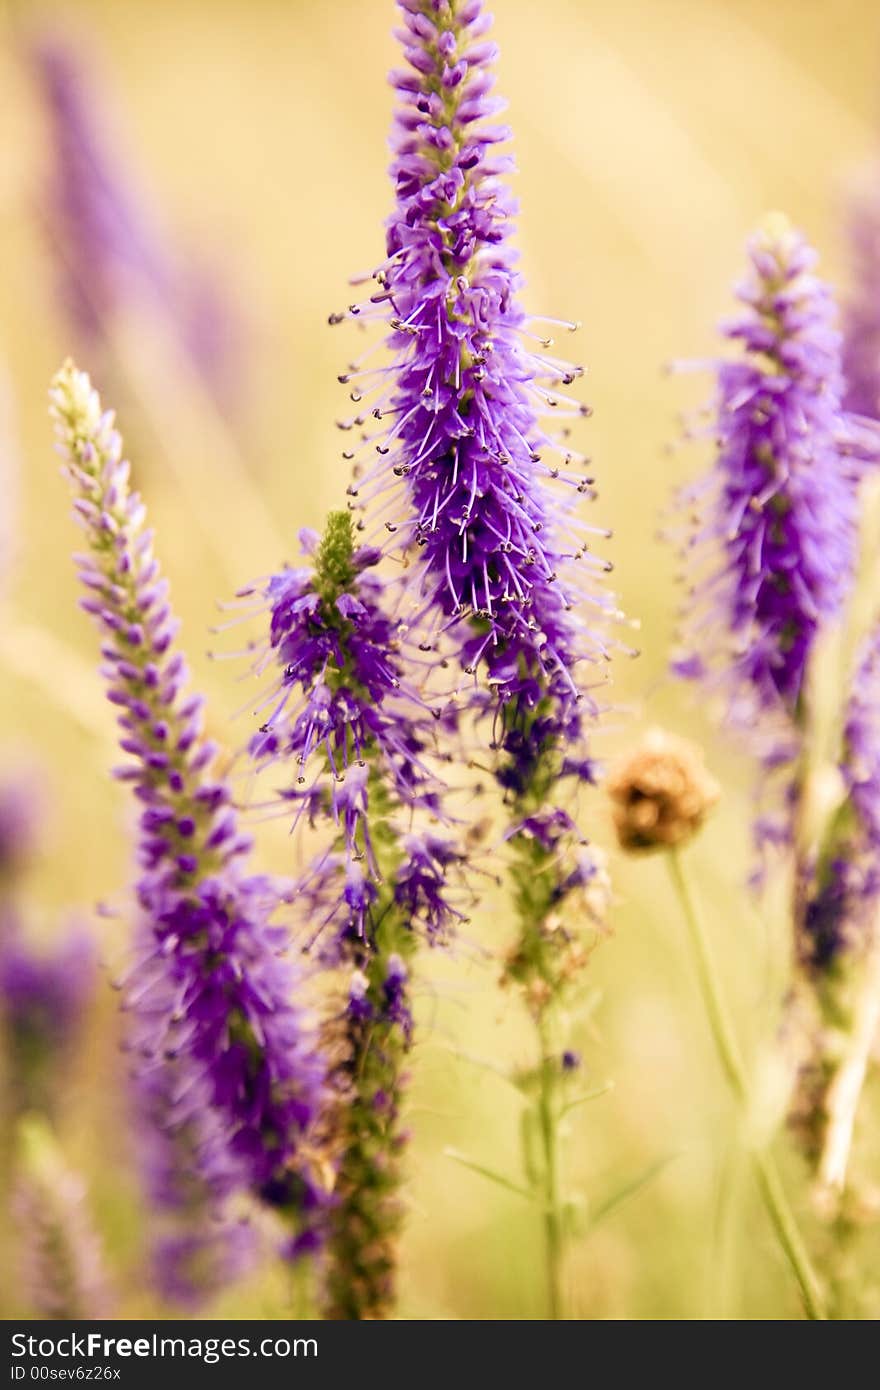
51;362;325;1286
673;216;880;847
321;4;614;1317
32;35;246;416
332;0;613;795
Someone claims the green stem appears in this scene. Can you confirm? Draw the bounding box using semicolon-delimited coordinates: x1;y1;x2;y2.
667;849;827;1321
536;1015;564;1320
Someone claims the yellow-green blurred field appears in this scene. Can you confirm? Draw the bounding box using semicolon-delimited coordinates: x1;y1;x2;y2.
2;0;880;1320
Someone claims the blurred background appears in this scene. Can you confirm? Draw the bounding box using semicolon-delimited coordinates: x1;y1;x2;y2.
1;0;880;1319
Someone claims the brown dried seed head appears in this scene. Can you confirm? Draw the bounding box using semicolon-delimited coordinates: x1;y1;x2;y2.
606;728;720;853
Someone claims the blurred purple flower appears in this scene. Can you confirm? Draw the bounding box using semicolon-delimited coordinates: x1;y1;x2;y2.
52;363;326;1258
675;218;877;716
673;218;880;849
0;768;46;884
796;855;872;973
842;172;880;420
0;921;96;1114
799;620;880;971
130;943;259;1307
31;33;247;416
843;620;880;849
151;1224;256;1309
334;0;612;799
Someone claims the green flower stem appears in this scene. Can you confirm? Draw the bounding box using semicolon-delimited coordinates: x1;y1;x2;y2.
667;848;827;1320
536;1014;564;1320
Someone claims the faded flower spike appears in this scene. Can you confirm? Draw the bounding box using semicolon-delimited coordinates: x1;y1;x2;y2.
0;921;97;1119
796;622;880;970
133;984;258;1308
13;1116;114;1320
0;769;46;888
842;172;880;421
672;216;880;848
788;623;880;1209
32;34;246;415
334;0;614;792
607;729;720;854
51;362;325;1262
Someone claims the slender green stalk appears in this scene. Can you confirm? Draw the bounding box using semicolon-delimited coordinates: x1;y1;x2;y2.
536;1017;564;1320
506;825;596;1322
667;848;827;1320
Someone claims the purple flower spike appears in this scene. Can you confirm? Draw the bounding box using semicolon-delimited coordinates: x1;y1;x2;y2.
31;34;247;416
673;217;880;846
320;4;613;1316
334;0;613;794
52;362;326;1283
676;217;877;716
